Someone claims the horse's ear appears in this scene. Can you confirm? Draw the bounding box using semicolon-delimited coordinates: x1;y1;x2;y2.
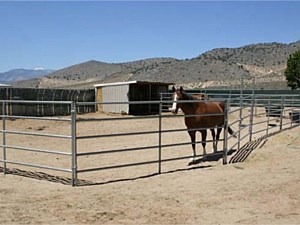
180;86;183;92
172;86;176;92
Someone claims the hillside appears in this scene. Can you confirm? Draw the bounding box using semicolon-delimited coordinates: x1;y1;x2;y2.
13;40;300;90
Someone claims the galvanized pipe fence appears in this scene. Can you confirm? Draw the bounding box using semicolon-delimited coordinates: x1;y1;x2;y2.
226;94;300;158
1;93;300;186
74;99;230;181
0;100;76;184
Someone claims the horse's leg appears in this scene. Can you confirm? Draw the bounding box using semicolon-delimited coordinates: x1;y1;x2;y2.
188;131;197;161
200;130;207;161
210;128;216;153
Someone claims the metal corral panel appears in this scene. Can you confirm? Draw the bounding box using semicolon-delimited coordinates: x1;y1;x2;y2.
102;84;129;114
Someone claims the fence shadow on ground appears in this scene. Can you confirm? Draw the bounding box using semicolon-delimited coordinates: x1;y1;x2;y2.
0;150;234;187
0;167;94;186
0;164;214;187
229;125;298;164
1;126;297;187
76;149;238;186
0;148;239;187
83;165;214;187
229;138;267;163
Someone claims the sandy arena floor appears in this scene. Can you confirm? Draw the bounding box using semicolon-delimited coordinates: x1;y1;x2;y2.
0;108;300;224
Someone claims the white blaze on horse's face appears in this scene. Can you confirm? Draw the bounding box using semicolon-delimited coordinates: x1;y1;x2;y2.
170;92;179;114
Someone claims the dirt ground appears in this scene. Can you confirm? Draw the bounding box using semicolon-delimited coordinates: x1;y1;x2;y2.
0;109;300;224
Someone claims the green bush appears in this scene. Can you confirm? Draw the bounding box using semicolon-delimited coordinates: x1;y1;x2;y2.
285;50;300;90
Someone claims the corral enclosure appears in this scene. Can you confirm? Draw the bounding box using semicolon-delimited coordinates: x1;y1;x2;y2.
0;89;300;186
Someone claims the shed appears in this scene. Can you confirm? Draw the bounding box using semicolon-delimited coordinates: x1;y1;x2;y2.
94;81;173;115
0;84;11;88
0;84;12;100
0;84;12;115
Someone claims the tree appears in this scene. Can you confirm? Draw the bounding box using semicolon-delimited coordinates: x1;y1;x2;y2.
285;50;300;90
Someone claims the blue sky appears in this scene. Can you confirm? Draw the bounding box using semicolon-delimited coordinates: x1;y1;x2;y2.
1;1;300;72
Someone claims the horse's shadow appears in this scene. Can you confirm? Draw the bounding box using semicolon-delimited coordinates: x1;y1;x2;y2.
188;149;237;166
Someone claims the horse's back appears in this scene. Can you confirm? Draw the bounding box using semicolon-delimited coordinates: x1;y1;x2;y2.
185;101;225;128
198;101;224;114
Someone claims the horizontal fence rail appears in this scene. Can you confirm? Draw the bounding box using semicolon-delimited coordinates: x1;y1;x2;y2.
1;92;300;186
0;100;76;185
74;99;228;182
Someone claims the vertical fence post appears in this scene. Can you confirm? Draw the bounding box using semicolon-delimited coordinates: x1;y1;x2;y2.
52;90;56;115
266;97;271;136
279;96;284;131
249;92;255;142
238;91;243;150
290;95;294;128
254;98;258;116
158;99;162;174
71;101;78;187
223;100;229;165
2;101;7;174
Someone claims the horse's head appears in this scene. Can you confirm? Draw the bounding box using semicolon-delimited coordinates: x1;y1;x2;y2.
169;86;184;114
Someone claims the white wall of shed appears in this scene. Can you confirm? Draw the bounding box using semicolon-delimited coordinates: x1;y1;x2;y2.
102;84;129;114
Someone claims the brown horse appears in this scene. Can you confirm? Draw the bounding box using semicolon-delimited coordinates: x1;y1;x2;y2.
170;86;235;162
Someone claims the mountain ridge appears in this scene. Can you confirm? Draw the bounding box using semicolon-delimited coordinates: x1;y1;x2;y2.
0;69;55;84
12;40;300;90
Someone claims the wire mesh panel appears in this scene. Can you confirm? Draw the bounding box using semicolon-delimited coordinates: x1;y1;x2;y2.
2;88;95;116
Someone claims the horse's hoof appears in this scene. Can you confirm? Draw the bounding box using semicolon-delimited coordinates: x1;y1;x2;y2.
188;158;197;165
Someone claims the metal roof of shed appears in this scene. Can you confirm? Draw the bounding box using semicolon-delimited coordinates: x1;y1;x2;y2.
0;84;11;88
94;81;174;88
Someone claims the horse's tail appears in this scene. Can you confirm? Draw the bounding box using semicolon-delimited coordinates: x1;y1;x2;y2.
228;126;237;138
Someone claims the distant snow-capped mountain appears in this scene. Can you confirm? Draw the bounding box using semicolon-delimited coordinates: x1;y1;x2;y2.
0;68;55;84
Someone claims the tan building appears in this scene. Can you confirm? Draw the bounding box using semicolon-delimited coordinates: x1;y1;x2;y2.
94;81;173;115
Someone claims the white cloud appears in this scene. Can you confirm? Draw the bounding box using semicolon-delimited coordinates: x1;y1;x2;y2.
34;67;45;70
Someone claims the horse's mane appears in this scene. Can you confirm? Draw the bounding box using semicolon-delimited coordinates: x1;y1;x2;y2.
181;91;195;100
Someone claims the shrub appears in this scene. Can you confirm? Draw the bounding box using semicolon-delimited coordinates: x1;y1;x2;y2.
285;50;300;90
